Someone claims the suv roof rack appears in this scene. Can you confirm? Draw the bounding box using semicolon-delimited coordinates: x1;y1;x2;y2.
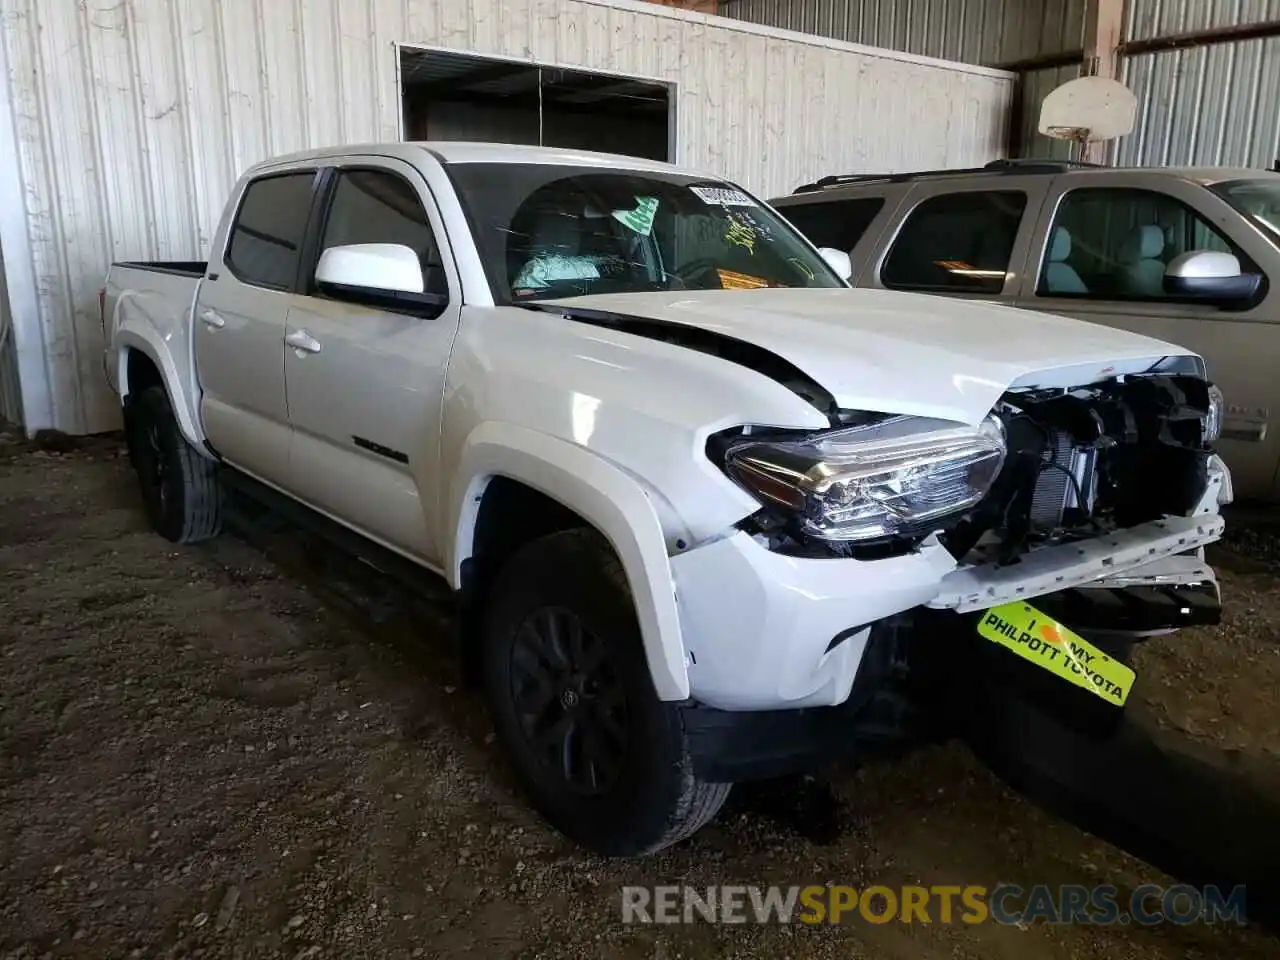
792;157;1109;194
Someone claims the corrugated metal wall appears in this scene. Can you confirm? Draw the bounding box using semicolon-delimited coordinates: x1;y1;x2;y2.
725;0;1280;169
1118;0;1280;167
724;0;1084;66
0;0;1012;436
1127;0;1280;40
1119;39;1280;167
722;0;1088;158
1019;64;1084;160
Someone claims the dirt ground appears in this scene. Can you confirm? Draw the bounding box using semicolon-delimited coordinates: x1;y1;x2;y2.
1;425;1278;960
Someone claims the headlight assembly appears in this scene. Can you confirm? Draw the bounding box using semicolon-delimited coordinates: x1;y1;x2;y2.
1202;383;1224;444
723;414;1007;543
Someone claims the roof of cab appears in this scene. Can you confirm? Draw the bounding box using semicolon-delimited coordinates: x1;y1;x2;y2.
249;141;702;177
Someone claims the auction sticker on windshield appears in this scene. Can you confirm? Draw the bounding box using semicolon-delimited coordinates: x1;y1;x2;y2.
691;186;757;207
977;603;1135;706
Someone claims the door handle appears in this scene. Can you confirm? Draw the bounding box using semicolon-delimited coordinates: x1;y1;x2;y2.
199;309;225;329
285;329;322;355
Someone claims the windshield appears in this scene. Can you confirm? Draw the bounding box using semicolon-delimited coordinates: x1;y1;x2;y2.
447;163;844;303
1211;179;1280;249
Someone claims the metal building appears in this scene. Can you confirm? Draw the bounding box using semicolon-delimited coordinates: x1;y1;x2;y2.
725;0;1280;168
0;0;1012;437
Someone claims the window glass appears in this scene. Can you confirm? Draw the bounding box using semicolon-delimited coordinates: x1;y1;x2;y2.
778;198;886;252
318;170;448;296
1040;187;1247;299
225;173;316;289
446;164;844;304
1211;179;1280;251
881;191;1027;294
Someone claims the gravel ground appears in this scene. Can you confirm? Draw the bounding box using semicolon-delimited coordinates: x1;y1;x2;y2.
1;426;1278;959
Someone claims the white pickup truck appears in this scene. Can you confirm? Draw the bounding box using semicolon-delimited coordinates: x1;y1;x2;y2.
103;142;1231;857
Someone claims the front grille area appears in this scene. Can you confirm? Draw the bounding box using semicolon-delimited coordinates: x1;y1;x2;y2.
1029;428;1099;532
1029;428;1076;529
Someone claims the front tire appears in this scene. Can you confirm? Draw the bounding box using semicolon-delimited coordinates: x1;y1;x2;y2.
482;529;729;856
126;386;222;544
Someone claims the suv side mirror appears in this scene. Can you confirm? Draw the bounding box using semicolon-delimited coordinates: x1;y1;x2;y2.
818;247;853;282
316;243;425;295
1164;250;1262;307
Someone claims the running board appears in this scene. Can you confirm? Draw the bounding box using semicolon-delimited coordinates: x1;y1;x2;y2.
218;467;451;604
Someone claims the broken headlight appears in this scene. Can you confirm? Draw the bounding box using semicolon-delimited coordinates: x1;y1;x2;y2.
723;414;1007;542
1202;384;1224;443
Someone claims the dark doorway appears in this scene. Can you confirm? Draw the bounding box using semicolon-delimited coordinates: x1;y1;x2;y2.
398;47;673;162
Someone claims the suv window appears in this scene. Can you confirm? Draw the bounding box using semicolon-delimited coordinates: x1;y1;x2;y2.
881;191;1027;294
225;172;317;289
779;198;886;252
1040;187;1247;299
317;169;448;297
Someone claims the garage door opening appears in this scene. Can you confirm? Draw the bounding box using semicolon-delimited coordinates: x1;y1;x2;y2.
398;47;673;162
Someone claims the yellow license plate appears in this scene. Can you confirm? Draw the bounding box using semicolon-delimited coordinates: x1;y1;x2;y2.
977;602;1136;706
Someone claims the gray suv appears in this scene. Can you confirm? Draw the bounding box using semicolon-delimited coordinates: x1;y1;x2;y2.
772;160;1280;500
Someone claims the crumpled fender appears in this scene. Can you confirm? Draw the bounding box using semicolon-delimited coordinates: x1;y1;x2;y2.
447;421;690;701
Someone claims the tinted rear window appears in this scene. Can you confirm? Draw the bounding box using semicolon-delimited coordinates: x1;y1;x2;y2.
778;197;886;252
881;190;1027;294
226;172;317;289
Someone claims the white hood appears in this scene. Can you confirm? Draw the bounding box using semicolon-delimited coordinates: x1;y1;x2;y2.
547;288;1203;425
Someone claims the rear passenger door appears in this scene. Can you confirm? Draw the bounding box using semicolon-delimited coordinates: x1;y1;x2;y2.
862;180;1050;302
196;169;321;482
1014;179;1280;499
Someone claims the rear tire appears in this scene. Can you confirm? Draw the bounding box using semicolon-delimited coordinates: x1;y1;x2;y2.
127;386;222;544
482;528;729;856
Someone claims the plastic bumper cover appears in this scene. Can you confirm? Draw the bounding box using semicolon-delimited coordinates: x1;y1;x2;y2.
669;531;956;711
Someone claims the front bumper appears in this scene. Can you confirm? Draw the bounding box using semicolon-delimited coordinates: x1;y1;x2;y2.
1035;553;1221;635
670;515;1224;713
927;514;1225;614
670;531;955;711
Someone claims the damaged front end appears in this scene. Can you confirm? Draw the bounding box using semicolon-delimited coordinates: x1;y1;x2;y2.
942;372;1226;564
929;371;1229;617
709;368;1229;613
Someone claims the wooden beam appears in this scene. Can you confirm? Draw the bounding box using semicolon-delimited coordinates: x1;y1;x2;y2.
1082;0;1125;79
1120;19;1280;57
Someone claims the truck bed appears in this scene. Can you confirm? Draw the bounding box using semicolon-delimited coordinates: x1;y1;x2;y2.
113;260;208;278
103;262;207;436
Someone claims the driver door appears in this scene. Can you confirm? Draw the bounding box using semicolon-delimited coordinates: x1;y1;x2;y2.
282;159;461;565
1011;177;1280;499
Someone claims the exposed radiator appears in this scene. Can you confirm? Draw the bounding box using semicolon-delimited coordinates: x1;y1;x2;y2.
1030;429;1097;530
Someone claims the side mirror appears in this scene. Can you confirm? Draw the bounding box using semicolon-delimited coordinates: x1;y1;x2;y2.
1164;250;1262;307
315;243;424;295
818;247;853;282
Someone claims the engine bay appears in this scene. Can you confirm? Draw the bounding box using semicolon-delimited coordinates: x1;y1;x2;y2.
941;373;1216;565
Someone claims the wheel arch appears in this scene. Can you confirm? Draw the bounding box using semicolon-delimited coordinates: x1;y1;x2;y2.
115;331;204;451
448;422;690;702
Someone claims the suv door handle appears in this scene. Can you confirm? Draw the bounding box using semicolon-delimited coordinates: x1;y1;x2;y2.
199;309;226;329
285;329;322;355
